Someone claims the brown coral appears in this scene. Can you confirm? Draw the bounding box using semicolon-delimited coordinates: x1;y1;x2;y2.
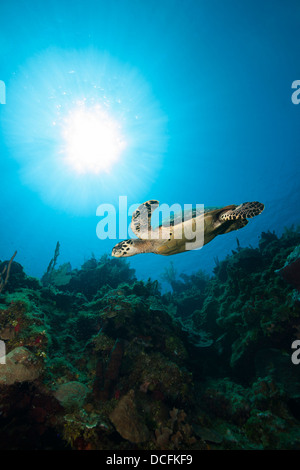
0;346;42;385
109;389;149;443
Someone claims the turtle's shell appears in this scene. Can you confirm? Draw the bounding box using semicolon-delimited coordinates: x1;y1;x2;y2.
155;206;235;256
157;206;220;229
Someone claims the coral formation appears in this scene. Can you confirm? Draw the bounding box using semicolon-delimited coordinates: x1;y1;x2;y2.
0;251;17;293
0;346;42;385
0;225;300;449
109;389;149;443
276;244;300;291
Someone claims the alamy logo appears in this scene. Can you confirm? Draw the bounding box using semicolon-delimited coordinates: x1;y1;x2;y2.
0;80;6;104
291;80;300;105
96;196;204;250
0;340;5;364
291;340;300;365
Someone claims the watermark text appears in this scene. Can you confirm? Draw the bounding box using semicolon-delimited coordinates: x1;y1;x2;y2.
0;340;6;364
0;80;6;104
291;80;300;104
96;196;204;251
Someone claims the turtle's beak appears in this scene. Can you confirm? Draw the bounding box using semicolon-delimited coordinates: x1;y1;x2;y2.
111;246;122;258
112;240;139;258
112;241;128;257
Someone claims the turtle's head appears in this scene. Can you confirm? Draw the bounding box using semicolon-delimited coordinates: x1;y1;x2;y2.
111;239;140;258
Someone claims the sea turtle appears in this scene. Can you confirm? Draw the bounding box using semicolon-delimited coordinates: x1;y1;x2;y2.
111;200;264;258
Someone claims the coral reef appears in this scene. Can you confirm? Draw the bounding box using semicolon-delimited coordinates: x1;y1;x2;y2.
0;347;42;385
93;339;124;401
0;251;17;293
276;244;300;291
109;389;149;443
0;226;300;449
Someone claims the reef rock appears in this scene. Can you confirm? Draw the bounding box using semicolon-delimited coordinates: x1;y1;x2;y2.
109;389;149;443
0;346;42;385
54;381;89;410
277;245;300;291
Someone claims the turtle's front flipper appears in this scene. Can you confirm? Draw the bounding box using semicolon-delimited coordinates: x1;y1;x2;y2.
131;200;159;239
219;202;264;221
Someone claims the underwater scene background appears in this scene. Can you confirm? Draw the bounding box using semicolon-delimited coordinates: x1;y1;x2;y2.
0;0;300;450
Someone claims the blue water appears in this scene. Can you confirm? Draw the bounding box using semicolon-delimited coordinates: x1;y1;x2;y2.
0;0;299;287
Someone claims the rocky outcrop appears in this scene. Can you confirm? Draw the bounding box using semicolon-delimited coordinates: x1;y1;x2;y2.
54;381;89;411
0;346;41;385
109;390;149;443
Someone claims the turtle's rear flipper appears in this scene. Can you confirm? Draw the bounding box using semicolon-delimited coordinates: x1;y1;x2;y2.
219;201;264;221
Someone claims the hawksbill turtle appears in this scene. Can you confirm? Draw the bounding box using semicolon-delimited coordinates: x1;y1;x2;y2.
111;200;264;258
